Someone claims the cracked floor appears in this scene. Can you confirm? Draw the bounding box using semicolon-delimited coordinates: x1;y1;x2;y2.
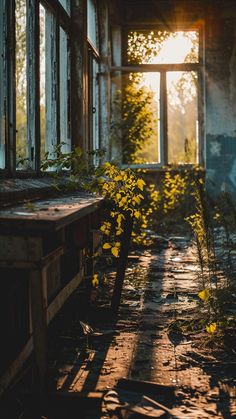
47;235;236;418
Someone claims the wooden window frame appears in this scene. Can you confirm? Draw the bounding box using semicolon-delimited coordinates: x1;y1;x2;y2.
87;0;101;157
110;23;205;169
0;0;72;177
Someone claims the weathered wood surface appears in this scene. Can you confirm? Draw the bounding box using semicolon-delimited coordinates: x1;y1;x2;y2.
0;193;103;232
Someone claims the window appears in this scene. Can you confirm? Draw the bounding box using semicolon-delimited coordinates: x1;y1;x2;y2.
87;0;100;159
0;0;71;175
0;0;7;169
111;28;202;167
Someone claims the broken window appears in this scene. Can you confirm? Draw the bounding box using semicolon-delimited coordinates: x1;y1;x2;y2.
0;0;72;175
111;29;201;166
40;2;71;163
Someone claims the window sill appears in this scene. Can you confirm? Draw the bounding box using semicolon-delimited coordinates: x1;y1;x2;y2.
121;163;204;171
0;176;85;208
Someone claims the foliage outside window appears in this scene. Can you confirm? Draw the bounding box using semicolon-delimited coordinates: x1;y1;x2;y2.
0;0;71;174
111;29;201;166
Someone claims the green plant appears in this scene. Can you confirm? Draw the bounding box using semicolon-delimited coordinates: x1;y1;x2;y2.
41;145;150;285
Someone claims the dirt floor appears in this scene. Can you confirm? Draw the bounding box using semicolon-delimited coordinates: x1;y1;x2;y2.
2;235;236;418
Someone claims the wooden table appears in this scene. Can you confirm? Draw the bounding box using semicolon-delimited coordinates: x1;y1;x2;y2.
0;192;103;393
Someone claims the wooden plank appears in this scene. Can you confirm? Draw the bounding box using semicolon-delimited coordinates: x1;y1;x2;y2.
0;236;43;261
0;0;6;170
45;9;57;159
70;0;86;149
117;378;175;394
30;269;47;390
98;0;111;157
27;0;40;172
160;71;167;165
0;336;33;397
41;0;71;31
6;0;16;174
47;269;84;324
0;194;103;232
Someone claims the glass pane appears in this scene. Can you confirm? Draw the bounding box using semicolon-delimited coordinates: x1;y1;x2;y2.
128;30;199;64
60;27;71;153
0;0;6;169
59;0;70;15
16;0;28;169
87;0;97;49
40;4;46;160
40;5;57;163
167;71;198;164
111;72;160;165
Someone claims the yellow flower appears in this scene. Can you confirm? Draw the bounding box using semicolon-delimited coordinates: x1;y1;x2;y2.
103;243;111;249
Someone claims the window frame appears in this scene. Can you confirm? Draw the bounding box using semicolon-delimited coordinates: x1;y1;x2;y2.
87;0;101;158
0;0;72;177
110;23;205;168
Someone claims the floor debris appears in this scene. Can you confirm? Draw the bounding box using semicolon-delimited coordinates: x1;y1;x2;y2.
3;235;235;418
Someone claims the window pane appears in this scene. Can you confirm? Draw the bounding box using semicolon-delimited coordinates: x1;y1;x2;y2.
40;4;57;161
40;4;46;160
111;72;160;165
16;0;28;169
87;0;97;49
128;30;199;64
59;0;70;15
0;0;6;169
60;27;71;153
167;71;198;164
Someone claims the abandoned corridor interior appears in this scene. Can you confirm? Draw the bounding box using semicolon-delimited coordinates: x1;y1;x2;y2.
0;0;236;418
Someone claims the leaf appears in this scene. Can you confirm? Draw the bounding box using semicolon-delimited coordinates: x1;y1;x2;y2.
111;247;119;257
117;213;124;224
198;289;210;301
137;178;145;191
134;210;141;219
103;243;112;249
92;274;99;287
206;322;217;333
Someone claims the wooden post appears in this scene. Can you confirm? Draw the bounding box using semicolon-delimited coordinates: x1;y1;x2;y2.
111;213;133;314
29;269;47;391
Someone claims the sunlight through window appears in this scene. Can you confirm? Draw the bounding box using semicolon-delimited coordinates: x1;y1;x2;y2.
112;29;200;165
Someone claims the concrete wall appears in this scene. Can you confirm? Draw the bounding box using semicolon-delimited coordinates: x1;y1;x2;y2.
205;5;236;195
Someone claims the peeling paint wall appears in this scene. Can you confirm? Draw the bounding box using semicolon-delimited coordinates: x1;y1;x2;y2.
205;6;236;195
